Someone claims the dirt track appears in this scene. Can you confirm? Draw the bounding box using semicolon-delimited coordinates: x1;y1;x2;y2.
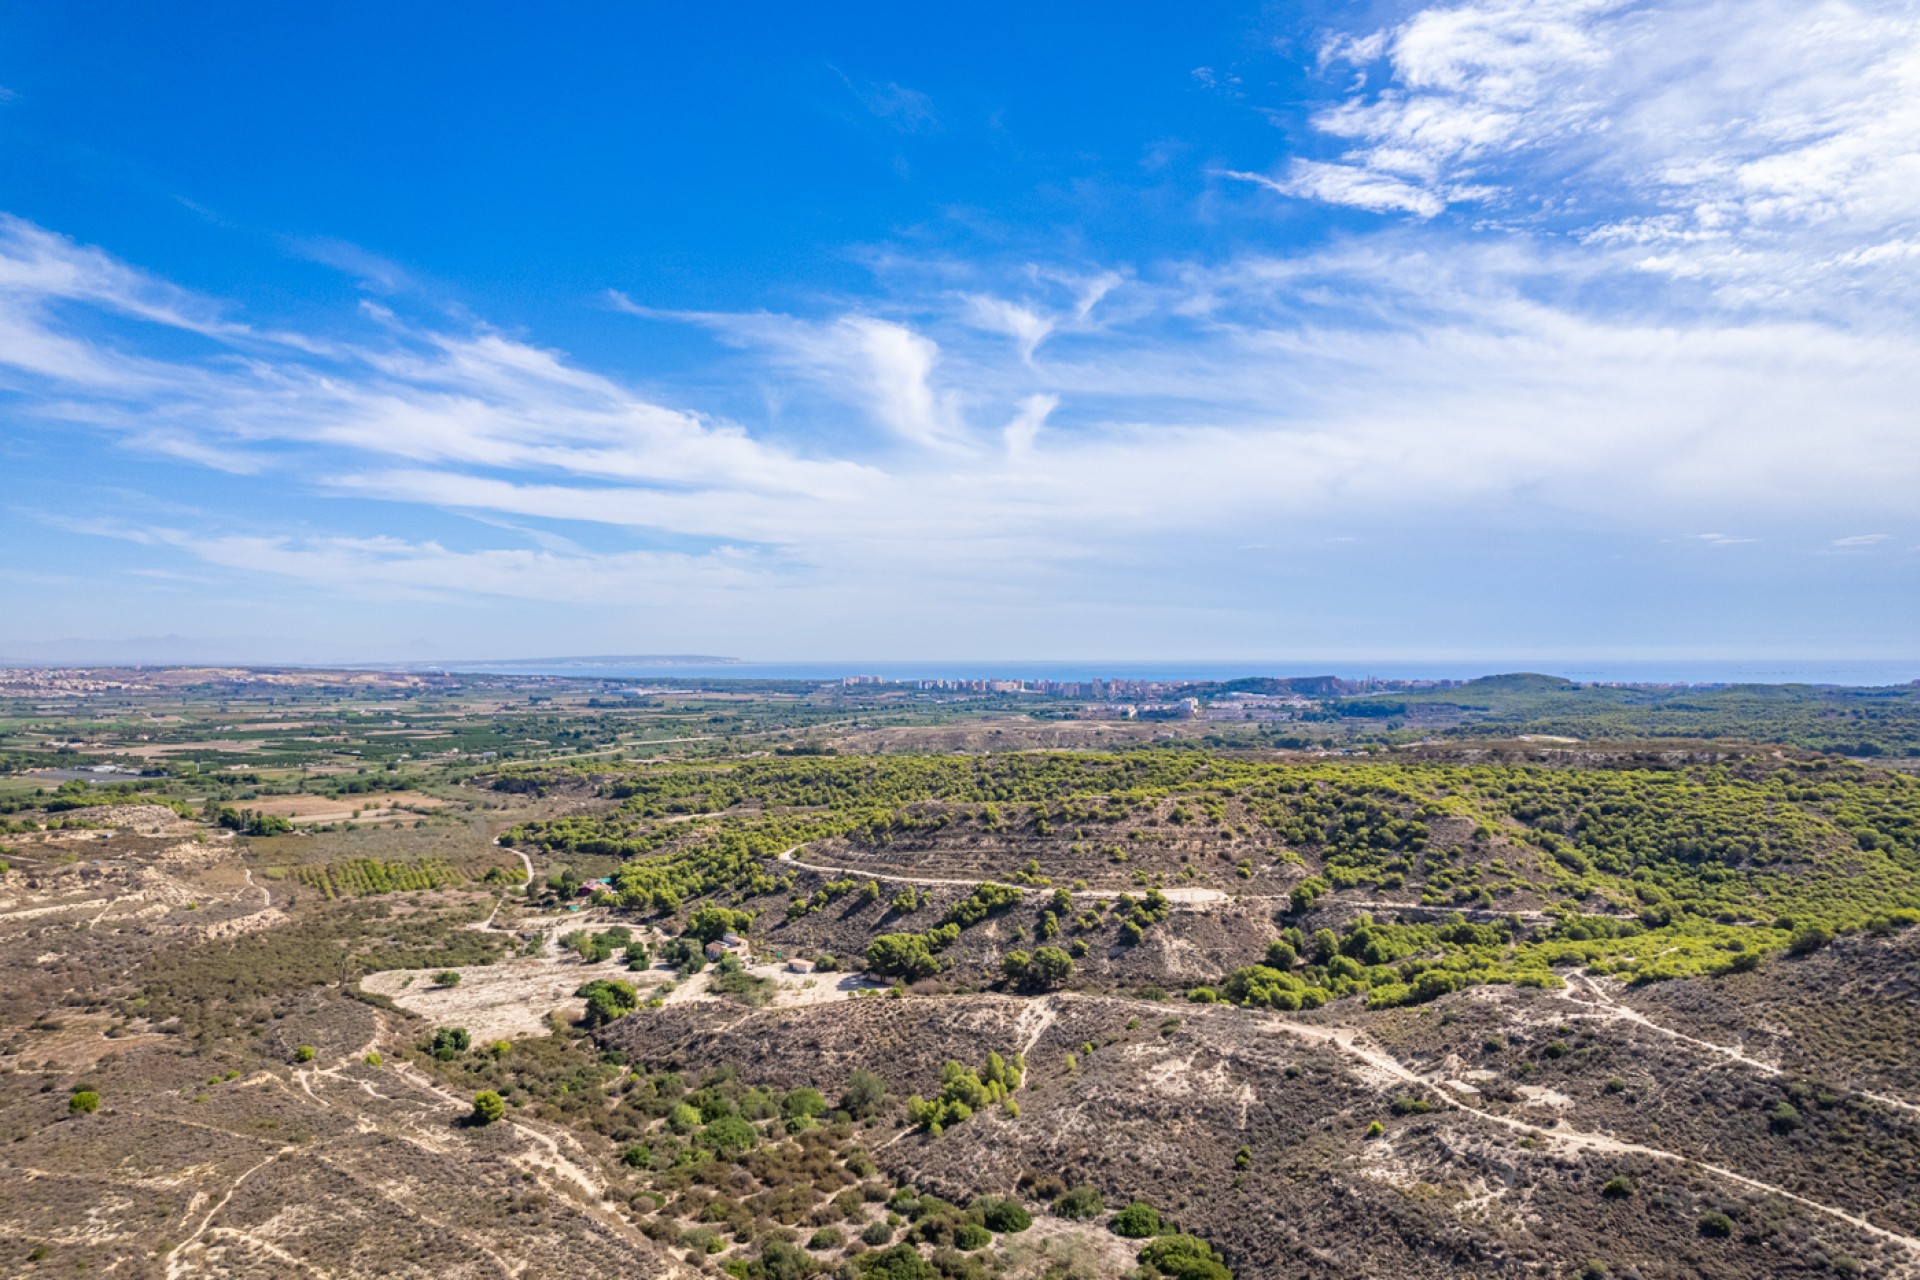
775;846;1228;904
1259;1015;1920;1265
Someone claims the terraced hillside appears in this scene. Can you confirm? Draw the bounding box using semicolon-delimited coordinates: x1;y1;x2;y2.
504;749;1920;1000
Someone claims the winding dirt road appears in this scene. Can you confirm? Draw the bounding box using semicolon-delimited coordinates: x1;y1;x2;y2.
774;846;1227;904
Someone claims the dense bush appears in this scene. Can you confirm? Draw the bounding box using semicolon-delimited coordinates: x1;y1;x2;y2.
974;1197;1031;1233
1137;1233;1233;1280
1053;1185;1104;1219
858;1244;935;1279
840;1068;889;1119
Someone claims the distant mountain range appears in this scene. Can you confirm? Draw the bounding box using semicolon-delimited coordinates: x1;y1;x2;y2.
0;635;350;666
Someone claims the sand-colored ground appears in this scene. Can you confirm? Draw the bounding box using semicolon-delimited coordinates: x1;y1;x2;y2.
365;906;886;1041
363;951;675;1041
243;792;449;824
116;739;267;758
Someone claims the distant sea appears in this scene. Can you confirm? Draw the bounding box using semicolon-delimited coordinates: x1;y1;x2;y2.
433;658;1920;687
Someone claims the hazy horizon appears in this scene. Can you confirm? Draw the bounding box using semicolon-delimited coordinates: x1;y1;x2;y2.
3;640;1917;689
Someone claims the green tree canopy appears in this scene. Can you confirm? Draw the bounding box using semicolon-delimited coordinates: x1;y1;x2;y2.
470;1090;505;1125
866;933;939;980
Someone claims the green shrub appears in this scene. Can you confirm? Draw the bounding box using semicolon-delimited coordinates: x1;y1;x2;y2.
954;1223;991;1250
784;1086;828;1121
68;1089;100;1115
1111;1202;1161;1238
1136;1233;1232;1280
807;1226;845;1250
858;1243;935;1279
755;1239;817;1279
976;1198;1031;1233
1789;925;1833;955
697;1114;757;1158
1053;1185;1104;1219
470;1090;505;1125
841;1068;889;1119
861;1219;896;1246
1698;1211;1734;1238
429;1026;470;1059
682;1227;726;1255
1601;1175;1634;1199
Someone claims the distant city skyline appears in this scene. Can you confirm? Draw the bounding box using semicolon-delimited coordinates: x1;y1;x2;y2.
2;2;1916;660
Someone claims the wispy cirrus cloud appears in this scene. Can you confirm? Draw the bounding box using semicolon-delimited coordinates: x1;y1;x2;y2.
1248;0;1920;305
1221;162;1451;217
4;4;1919;648
5;209;1919;608
832;69;940;134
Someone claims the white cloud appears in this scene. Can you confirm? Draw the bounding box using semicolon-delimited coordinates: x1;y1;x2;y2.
1001;394;1057;460
288;237;421;294
1222;163;1448;217
1265;0;1920;303
1832;532;1890;545
963;294;1055;359
6;208;1920;629
837;316;973;450
1277;0;1618;214
144;528;778;605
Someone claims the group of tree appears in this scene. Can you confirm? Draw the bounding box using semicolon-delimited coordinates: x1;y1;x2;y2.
1001;945;1073;989
905;1053;1023;1134
865;881;1031;980
204;802;294;836
575;978;640;1026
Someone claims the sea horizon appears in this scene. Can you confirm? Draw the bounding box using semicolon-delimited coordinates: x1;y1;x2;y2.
415;657;1920;688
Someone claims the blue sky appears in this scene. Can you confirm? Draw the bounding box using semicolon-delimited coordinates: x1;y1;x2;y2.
1;0;1916;664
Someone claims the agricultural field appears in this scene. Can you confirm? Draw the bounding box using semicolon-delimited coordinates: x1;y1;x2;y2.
2;668;1919;1279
